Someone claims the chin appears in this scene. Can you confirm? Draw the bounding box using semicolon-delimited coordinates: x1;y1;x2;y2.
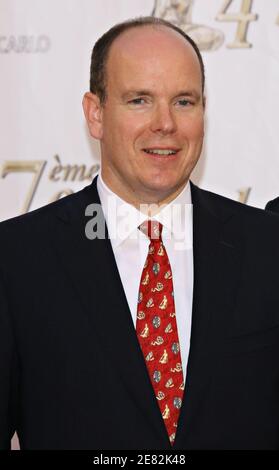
143;182;181;200
150;176;184;191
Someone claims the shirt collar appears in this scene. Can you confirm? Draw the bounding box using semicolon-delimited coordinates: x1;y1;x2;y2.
97;171;192;249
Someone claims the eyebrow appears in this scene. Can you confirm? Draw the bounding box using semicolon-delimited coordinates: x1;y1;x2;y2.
121;89;201;100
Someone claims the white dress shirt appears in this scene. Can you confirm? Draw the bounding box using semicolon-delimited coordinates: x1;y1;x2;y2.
97;172;193;383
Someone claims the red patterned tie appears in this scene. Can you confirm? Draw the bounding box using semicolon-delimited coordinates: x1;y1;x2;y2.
136;220;184;445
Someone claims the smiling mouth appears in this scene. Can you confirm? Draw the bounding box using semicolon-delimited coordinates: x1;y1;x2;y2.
143;148;179;156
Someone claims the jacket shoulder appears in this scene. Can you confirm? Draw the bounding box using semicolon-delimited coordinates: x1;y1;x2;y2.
265;196;279;212
0;182;95;235
193;183;278;217
191;183;279;236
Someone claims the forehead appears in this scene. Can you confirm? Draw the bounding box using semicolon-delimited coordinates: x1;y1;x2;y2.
105;26;202;94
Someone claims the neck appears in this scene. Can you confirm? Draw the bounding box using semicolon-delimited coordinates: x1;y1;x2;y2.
100;171;188;216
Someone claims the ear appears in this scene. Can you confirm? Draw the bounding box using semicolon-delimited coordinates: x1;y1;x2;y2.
82;92;104;140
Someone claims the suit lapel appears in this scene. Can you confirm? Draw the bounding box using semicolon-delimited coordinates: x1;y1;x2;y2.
51;176;171;447
174;182;244;449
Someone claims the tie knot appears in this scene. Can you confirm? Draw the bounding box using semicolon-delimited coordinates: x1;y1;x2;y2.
139;220;163;241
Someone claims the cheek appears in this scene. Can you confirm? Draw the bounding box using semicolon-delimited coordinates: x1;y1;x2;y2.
109;124;142;150
102;122;126;153
183;119;204;142
117;112;150;142
103;107;152;146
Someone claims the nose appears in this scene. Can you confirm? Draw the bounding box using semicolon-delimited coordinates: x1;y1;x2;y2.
150;102;177;135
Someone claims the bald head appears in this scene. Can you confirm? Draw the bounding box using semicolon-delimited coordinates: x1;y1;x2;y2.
105;25;204;108
89;16;205;105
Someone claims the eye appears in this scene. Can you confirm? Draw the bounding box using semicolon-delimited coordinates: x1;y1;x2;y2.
177;98;191;107
128;98;146;105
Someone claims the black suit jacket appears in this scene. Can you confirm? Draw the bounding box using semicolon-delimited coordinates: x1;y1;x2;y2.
1;176;279;450
266;197;279;213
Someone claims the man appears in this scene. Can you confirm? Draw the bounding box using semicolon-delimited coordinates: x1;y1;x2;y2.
1;17;279;450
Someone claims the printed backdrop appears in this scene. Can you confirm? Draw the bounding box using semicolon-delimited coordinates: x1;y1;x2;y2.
0;0;279;449
1;0;279;221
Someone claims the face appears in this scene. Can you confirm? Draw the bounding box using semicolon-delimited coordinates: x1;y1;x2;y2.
83;26;205;207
